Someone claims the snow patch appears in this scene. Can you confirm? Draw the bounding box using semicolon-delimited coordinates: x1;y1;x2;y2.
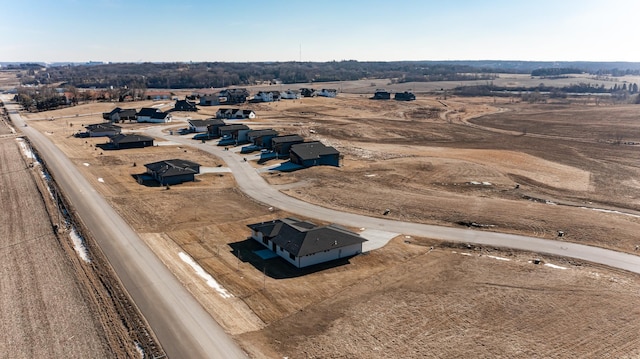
364;174;377;177
16;138;36;159
69;229;90;262
97;178;104;183
134;342;145;359
481;181;492;186
580;207;640;219
83;162;90;166
487;255;510;261
545;263;567;270
178;252;233;298
460;252;473;256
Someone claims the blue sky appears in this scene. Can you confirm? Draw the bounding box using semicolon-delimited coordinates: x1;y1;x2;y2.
1;0;638;63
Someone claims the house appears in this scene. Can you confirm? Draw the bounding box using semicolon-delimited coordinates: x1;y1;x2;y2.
144;159;200;185
174;99;198;112
317;89;337;98
290;141;340;167
247;129;279;149
102;107;137;122
218;88;249;104
247;217;367;268
394;91;416;101
218;124;251;143
199;95;219;106
300;88;316;97
188;118;224;133
109;134;154;149
252;91;281;102
372;89;391;100
281;89;301;99
145;91;171;101
85;123;122;137
215;108;256;120
137;108;172;123
272;135;304;156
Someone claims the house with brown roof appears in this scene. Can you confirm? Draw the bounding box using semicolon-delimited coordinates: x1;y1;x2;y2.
247;217;367;268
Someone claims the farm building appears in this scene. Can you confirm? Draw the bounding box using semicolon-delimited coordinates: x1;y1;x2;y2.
290;141;340;167
247;217;367;268
188;118;224;133
174;99;198;112
247;129;279;149
317;89;337;98
218;124;251;143
272;135;304;157
215;108;256;120
372;89;391;100
108;134;154;149
85;123;122;137
144;159;200;185
394;91;416;101
136;108;172;123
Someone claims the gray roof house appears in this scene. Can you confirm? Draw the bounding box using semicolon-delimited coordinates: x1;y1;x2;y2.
271;135;304;156
109;134;154;149
144;159;200;185
247;217;367;268
289;141;340;167
85;123;122;137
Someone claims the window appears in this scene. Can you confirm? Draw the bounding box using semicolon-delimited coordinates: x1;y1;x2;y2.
289;253;295;260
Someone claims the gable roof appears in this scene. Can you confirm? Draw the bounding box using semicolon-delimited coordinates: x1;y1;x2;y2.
248;218;366;257
290;141;339;160
144;159;200;177
85;123;121;131
271;135;304;144
109;134;153;145
137;107;160;117
219;124;250;132
247;129;278;138
188;118;224;127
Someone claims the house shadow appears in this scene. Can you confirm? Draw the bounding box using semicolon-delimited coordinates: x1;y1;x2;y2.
267;160;305;172
228;238;353;279
96;143;117;151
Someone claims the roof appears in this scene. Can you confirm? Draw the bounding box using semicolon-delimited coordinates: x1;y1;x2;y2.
119;109;137;116
247;129;278;138
271;135;304;144
85;123;121;131
188;118;224;127
110;134;153;144
290;141;339;161
144;159;200;177
248;218;366;257
219;124;250;132
137;107;160;117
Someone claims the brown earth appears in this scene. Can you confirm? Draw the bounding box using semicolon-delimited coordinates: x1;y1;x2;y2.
15;82;640;358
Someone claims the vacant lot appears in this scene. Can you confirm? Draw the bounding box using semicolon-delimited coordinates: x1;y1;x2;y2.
20;84;640;358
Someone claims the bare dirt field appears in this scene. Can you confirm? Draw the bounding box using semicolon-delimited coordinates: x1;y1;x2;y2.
0;108;163;358
16;79;640;358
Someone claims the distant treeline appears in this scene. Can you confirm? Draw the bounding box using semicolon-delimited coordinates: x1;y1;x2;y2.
530;67;583;77
17;61;510;89
454;82;640;96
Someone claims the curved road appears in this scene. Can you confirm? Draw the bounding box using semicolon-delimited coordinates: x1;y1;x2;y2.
1;97;248;359
146;126;640;275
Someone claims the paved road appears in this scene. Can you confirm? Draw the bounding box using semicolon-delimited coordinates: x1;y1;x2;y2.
1;97;248;359
147;127;640;275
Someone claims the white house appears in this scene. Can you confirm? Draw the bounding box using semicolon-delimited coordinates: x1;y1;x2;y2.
136;108;172;123
253;91;280;102
188;118;224;133
317;89;337;98
281;89;301;99
216;108;256;120
247;218;367;268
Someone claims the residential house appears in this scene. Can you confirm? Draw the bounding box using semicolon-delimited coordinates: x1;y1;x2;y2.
199;95;219;106
281;90;301;99
145;91;171;101
102;107;137;122
109;134;154;149
247;217;367;268
218;88;249;104
290;141;340;167
300;88;316;97
394;91;416;101
144;159;200;185
174;99;198;112
215;108;256;120
218;124;251;143
188;118;224;133
85;123;122;137
372;89;391;100
252;91;281;102
271;135;304;157
247;129;279;149
137;108;172;123
317;89;337;98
